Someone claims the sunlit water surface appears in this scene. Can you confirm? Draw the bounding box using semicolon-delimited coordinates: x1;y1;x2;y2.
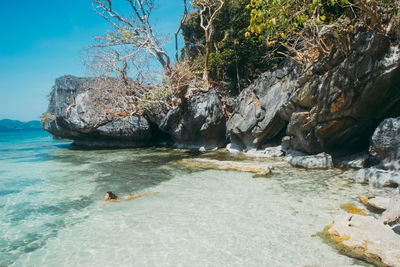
0;129;392;266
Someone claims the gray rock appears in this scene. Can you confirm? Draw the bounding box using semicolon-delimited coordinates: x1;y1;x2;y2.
227;31;400;154
382;190;400;224
160;89;226;149
226;60;298;150
370;117;400;171
252;166;274;178
335;152;370;169
42;75;154;147
393;225;400;235
325;214;400;267
285;32;400;154
245;146;284;158
287;152;333;169
354;167;400;187
225;143;243;153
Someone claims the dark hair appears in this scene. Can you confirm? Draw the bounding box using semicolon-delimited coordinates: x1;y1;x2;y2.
107;191;118;199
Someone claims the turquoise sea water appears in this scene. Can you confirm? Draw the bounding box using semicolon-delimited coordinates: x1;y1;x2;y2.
0;129;390;266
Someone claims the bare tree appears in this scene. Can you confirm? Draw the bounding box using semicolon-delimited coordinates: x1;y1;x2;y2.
194;0;224;89
175;0;192;62
90;0;171;75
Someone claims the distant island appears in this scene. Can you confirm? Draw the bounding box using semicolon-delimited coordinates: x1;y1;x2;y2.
0;119;42;131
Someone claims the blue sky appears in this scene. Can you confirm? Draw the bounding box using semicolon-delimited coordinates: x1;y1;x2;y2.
0;0;184;121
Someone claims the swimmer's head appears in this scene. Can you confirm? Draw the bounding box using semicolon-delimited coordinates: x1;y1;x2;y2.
104;191;118;200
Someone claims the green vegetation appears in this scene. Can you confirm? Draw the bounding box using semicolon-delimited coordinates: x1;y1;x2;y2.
246;0;348;43
246;0;398;56
181;0;274;94
180;0;398;94
88;0;399;99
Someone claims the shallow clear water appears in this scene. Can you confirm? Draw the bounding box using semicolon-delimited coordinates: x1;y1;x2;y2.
0;130;392;266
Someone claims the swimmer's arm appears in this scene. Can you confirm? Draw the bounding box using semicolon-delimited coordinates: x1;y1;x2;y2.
99;193;159;207
126;192;160;200
98;199;122;208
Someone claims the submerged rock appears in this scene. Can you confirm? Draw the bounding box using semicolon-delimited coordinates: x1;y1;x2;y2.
287;152;333;169
173;158;274;176
252;166;274;178
354;168;400;187
370;117;400;171
342;204;367;216
160;89;226;149
42;75;154;147
226;60;298;150
325;214;400;267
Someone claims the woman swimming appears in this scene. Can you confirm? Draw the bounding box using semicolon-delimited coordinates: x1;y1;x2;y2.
100;191;159;208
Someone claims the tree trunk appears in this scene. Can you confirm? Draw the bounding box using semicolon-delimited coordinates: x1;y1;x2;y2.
203;34;211;89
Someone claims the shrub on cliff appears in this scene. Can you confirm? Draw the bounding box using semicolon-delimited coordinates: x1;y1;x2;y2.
246;0;399;65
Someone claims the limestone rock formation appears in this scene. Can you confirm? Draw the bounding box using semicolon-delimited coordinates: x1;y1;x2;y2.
355;168;400;187
285;32;400;154
227;30;400;154
286;152;333;169
160;89;226;149
334;153;370;169
226;60;298;150
42;75;153;147
370;117;400;171
325;214;400;267
382;191;400;224
363;196;390;211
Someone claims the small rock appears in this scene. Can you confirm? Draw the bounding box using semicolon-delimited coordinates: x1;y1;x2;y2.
245;146;284;158
365;196;390;211
225;143;242;153
335;153;369;169
382;190;400;224
393;225;400;235
325;214;400;267
354;168;400;187
287;152;333;169
253;166;274;178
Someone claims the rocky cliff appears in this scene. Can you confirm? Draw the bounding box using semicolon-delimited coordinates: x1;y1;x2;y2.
226;60;298;150
160;89;226;149
43;30;400;155
228;31;400;154
42;75;155;147
42;75;227;149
